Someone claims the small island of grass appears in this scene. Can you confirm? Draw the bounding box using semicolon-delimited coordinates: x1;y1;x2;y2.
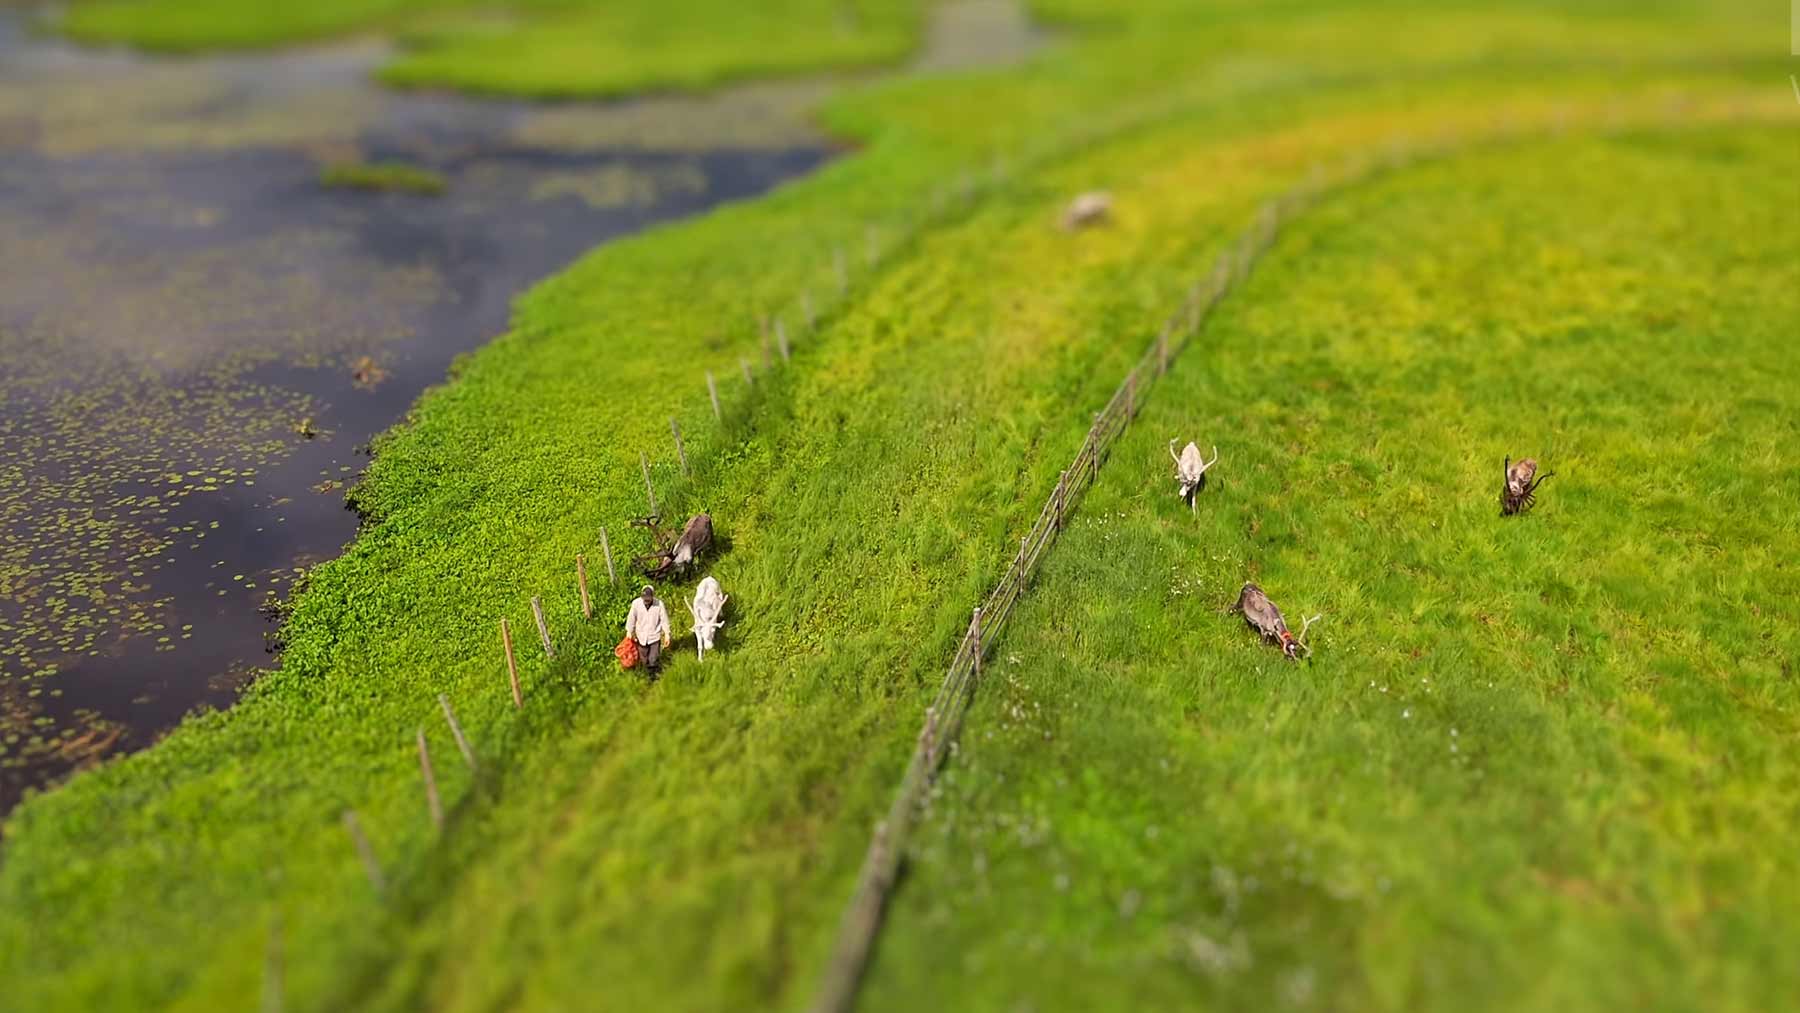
319;161;447;196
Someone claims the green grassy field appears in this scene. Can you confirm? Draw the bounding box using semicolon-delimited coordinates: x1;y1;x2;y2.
1;0;1791;1010
866;125;1800;1013
54;0;921;97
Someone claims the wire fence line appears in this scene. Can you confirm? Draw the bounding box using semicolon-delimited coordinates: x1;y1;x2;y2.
806;204;1277;1013
315;149;1023;1003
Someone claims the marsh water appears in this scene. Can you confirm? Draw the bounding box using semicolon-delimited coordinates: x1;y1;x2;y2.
0;0;1042;816
0;12;847;814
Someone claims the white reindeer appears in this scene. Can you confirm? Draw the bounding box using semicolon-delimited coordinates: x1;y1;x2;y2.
1060;190;1112;230
1168;440;1218;512
687;575;728;661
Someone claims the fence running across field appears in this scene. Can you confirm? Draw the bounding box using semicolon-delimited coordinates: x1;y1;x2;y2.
806;180;1310;1013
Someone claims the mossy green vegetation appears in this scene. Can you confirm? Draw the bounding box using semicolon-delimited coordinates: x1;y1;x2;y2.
867;127;1800;1012
57;0;922;98
1;1;1791;1010
320;161;448;195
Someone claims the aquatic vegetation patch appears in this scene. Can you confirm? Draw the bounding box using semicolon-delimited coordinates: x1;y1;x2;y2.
528;161;708;210
320;161;448;195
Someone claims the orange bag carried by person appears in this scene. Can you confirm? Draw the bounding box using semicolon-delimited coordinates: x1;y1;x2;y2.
614;637;639;669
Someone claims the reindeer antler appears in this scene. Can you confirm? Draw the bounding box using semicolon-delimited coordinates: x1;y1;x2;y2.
1168;439;1182;466
1198;445;1219;474
1295;614;1323;656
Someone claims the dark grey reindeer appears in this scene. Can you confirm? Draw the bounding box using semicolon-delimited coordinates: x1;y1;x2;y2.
1231;582;1321;661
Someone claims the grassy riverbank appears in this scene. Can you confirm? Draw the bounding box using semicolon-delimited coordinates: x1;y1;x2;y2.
2;1;1790;1010
55;0;922;97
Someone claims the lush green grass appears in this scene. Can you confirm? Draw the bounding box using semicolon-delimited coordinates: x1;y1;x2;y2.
320;161;448;195
865;126;1800;1012
378;1;920;98
56;0;922;98
0;1;1788;1010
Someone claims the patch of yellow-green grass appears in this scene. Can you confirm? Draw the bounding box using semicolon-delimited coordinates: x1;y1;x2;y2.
320;161;447;195
867;125;1800;1013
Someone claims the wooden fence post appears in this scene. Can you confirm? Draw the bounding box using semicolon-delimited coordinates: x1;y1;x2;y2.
971;607;983;679
576;554;592;618
707;371;721;422
500;617;522;708
776;319;791;362
671;417;689;476
740;357;754;386
1091;415;1102;484
417;728;443;832
640;451;658;516
531;596;555;658
600;526;616;584
438;694;478;773
1053;469;1068;530
343;810;385;894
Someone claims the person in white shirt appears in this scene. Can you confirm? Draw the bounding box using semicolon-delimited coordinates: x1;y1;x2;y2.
625;583;671;679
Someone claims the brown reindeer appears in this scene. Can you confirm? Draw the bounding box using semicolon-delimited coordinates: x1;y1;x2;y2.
1501;457;1554;516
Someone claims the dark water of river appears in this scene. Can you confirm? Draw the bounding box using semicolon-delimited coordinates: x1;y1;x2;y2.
0;11;835;814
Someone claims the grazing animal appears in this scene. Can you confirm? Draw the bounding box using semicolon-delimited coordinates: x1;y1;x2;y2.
669;512;713;573
688;575;729;661
1168;440;1219;512
633;512;716;578
1501;457;1554;516
1060;191;1112;230
1231;582;1320;661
